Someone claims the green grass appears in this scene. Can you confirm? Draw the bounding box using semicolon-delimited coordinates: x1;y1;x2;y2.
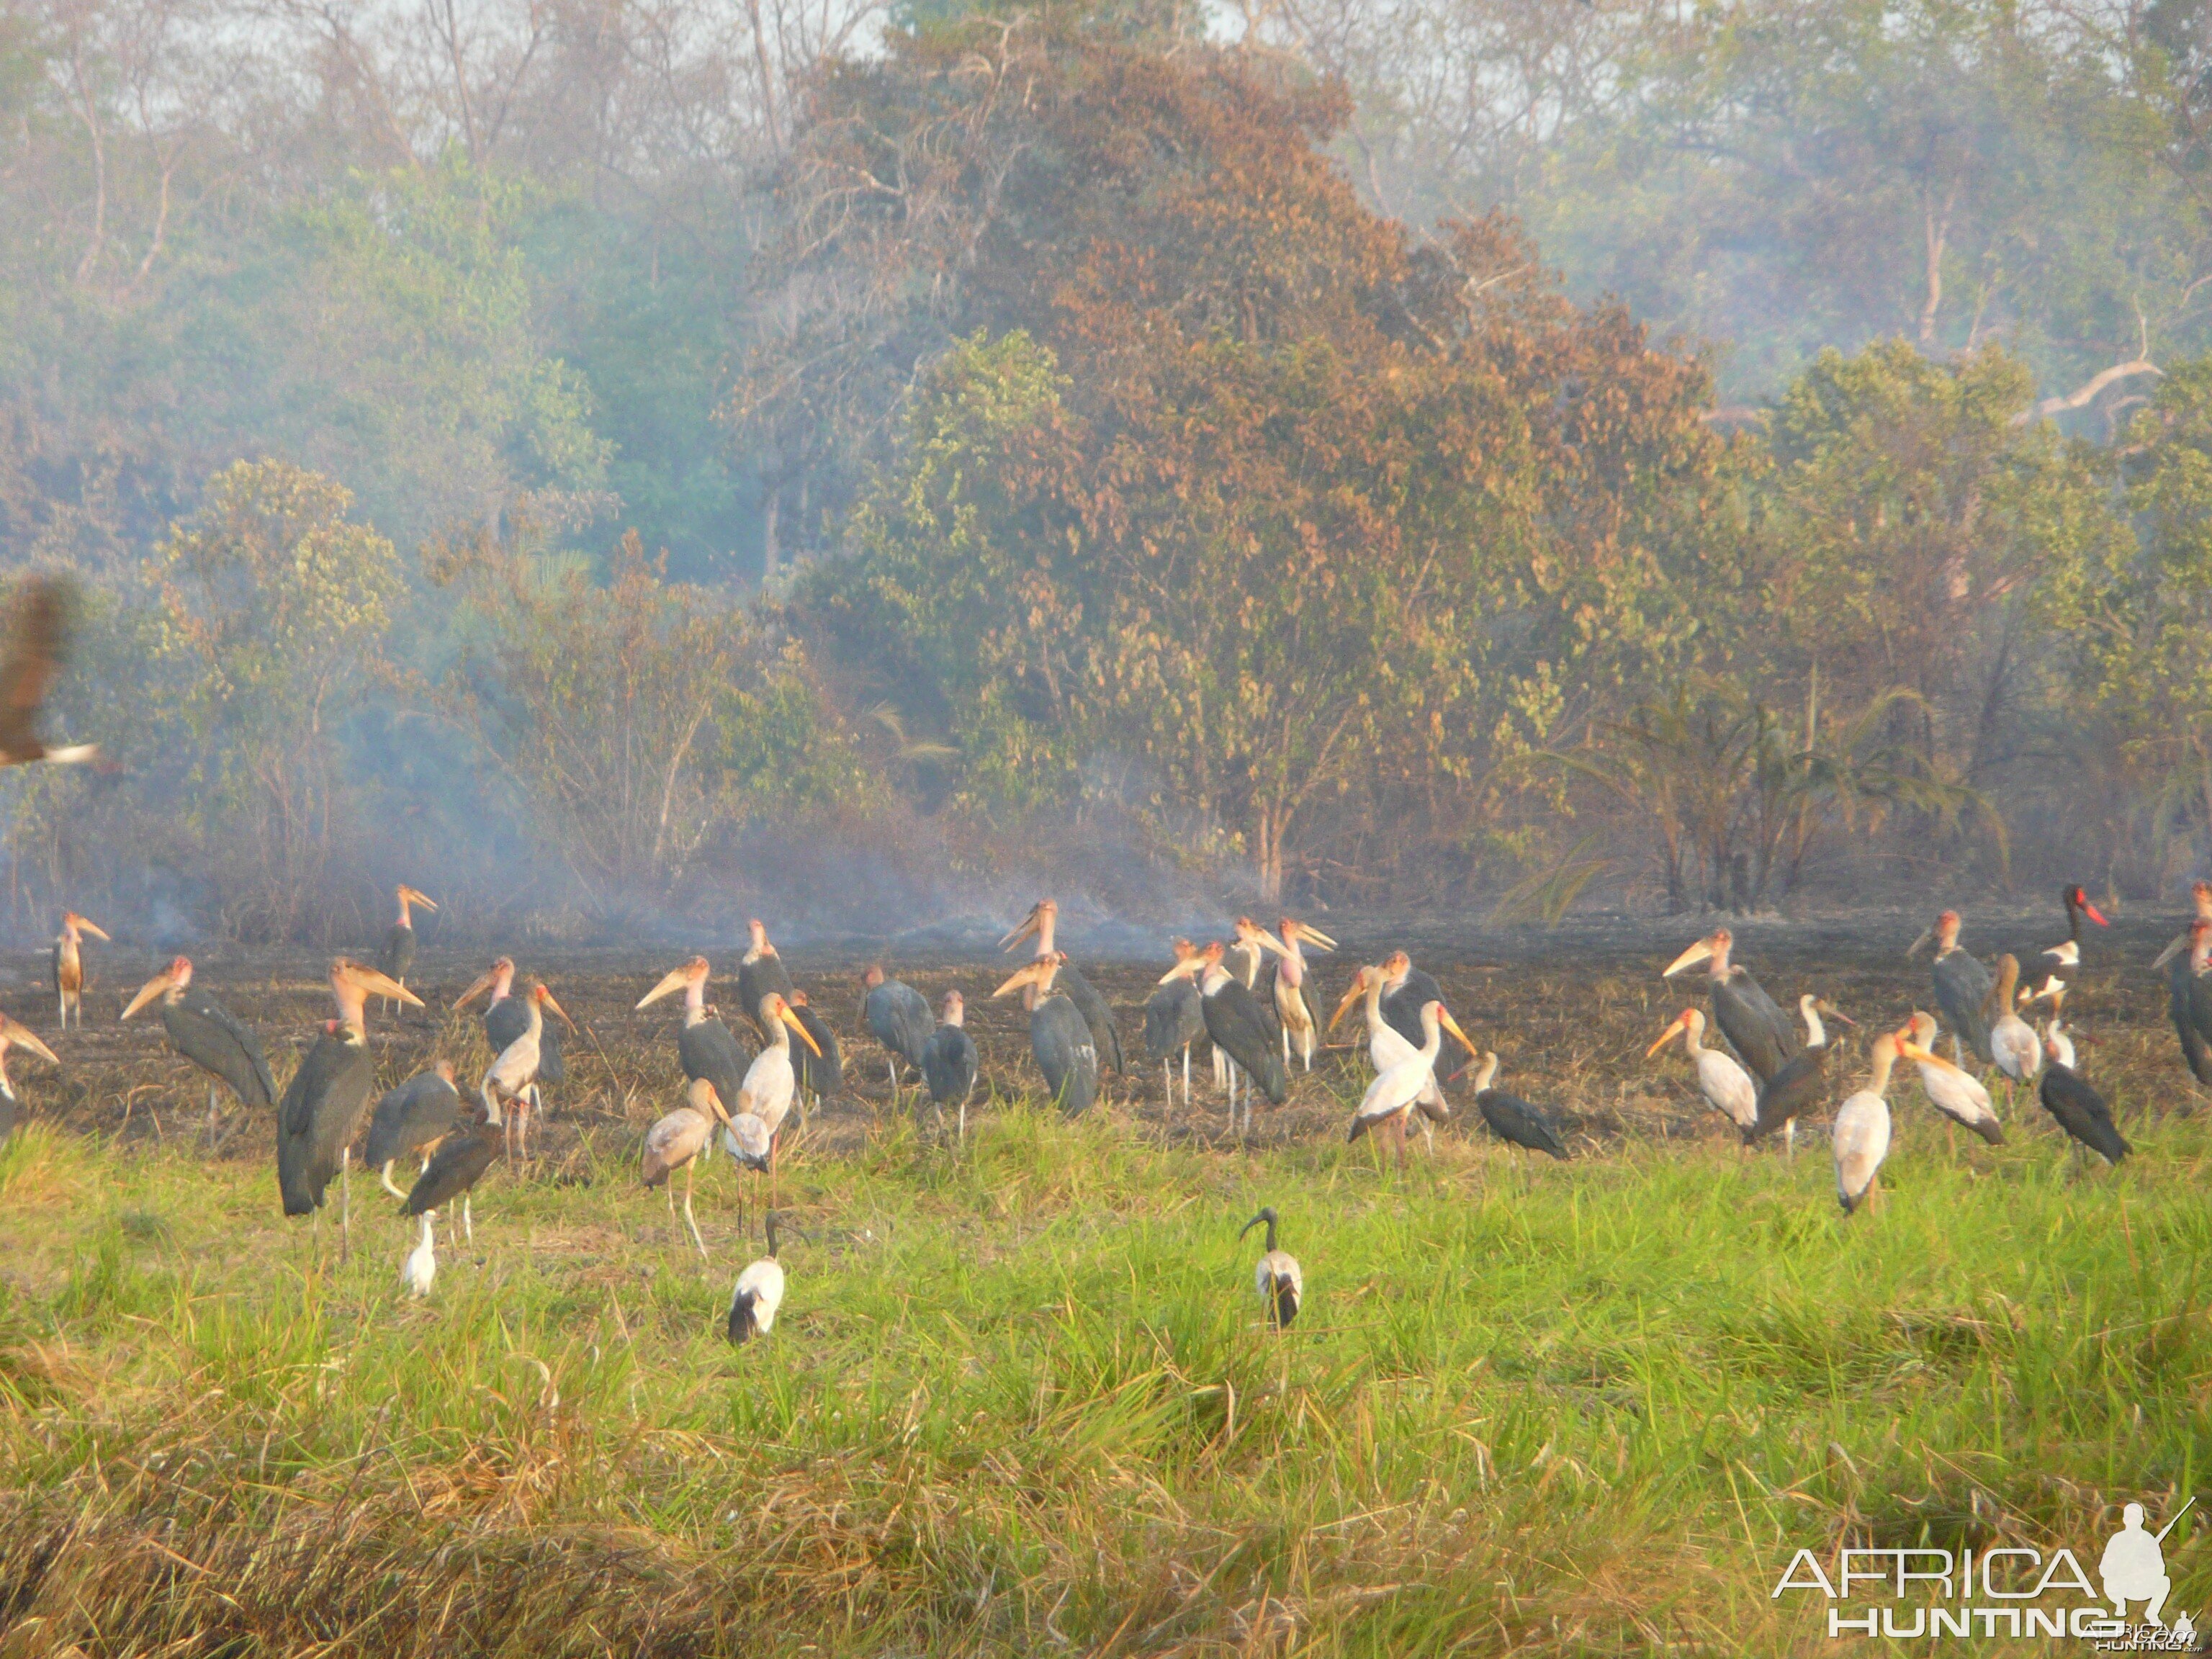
1;1094;2208;1655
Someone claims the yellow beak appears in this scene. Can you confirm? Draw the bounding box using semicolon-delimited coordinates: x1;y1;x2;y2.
637;967;693;1010
121;972;175;1021
779;1001;822;1056
1645;1014;1689;1058
1662;939;1714;978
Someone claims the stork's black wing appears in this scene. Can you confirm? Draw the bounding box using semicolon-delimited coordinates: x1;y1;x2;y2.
379;922;415;984
2038;1064;2128;1164
867;981;934;1069
921;1025;978;1106
1145;979;1204;1061
1203;980;1287;1104
1056;958;1125;1074
1030;996;1099;1115
678;1017;748;1110
1931;952;1995;1064
1748;1043;1828;1144
405;1121;500;1215
168;988;276;1110
1476;1089;1568;1158
791;1003;842;1100
364;1070;462;1169
0;578;68;763
738;956;796;1034
276;1030;374;1215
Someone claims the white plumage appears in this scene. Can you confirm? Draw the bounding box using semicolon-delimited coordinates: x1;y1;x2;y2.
1833;1034;1899;1215
402;1212;436;1298
643;1078;729;1259
726;1211;793;1344
1647;1006;1757;1133
1896;1012;2004;1143
1239;1206;1301;1328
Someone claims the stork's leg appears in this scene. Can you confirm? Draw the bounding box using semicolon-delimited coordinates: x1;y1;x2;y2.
1182;1046;1190;1109
1784;1118;1796;1160
1163;1058;1171;1102
339;1151;352;1264
463;1192;474;1244
958;1087;968;1146
205;1084;220;1152
379;1159;405;1200
683;1163;706;1260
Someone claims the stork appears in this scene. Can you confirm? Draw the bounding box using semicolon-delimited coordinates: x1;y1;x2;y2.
364;1060;463;1196
862;965;932;1093
276;959;421;1258
727;1210;798;1343
122;956;276;1150
1646;1007;1758;1138
457;958;569;1085
1984;954;2041;1109
1144;940;1207;1107
0;1014;60;1149
1261;918;1336;1070
1159;941;1285;1138
1662;930;1799;1082
1832;1033;1899;1215
737;919;796;1040
1893;1012;2003;1146
1907;911;1994;1065
1328;962;1461;1145
920;989;979;1143
994;954;1100;1116
644;1077;734;1259
1469;1051;1569;1163
1346;999;1472;1164
637;958;748;1119
479;982;572;1160
721;992;820;1206
403;1097;501;1246
1002;900;1124;1075
1745;995;1851;1155
51;911;108;1030
376;886;436;1008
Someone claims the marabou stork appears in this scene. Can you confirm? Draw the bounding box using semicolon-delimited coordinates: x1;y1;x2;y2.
403;1097;501;1244
457;958;568;1085
51;911;107;1030
737;919;796;1039
1223;917;1271;992
1745;994;1849;1155
786;992;841;1109
994;953;1100;1116
727;1210;796;1343
0;1015;60;1149
2018;884;2108;1004
364;1060;462;1196
376;886;436;1007
637;958;748;1117
1161;940;1287;1137
1145;940;1207;1107
0;576;96;769
2152;904;2212;1084
1907;911;1994;1065
1469;1052;1568;1161
1347;999;1473;1164
1984;954;2041;1108
1893;1012;2003;1146
862;964;932;1091
1238;1206;1301;1329
1661;930;1799;1083
480;981;570;1159
1647;1007;1758;1137
277;959;421;1256
121;955;276;1148
1002;899;1125;1074
644;1077;733;1258
1832;1033;1899;1215
2038;1034;2129;1166
919;989;979;1142
1260;918;1336;1071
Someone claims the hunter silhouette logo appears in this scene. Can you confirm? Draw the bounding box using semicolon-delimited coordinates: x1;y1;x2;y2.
2101;1499;2189;1627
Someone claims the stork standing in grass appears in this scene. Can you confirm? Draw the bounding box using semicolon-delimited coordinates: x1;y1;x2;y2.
1238;1206;1301;1330
365;1060;463;1196
644;1077;733;1259
920;989;979;1143
1002;899;1124;1075
862;965;932;1094
404;1096;502;1247
1662;929;1799;1083
2038;1032;2129;1167
1159;940;1285;1138
1262;918;1336;1071
457;958;570;1087
1646;1006;1758;1138
737;919;796;1040
1330;963;1462;1148
719;992;820;1208
1833;1033;1899;1215
376;886;436;1009
277;959;421;1258
1984;954;2041;1111
637;958;747;1118
1145;940;1207;1107
51;911;107;1030
480;981;571;1161
1908;910;1993;1065
1470;1051;1569;1164
0;1015;60;1150
2152;889;2212;1084
994;954;1100;1117
1346;998;1474;1166
1892;1012;2003;1147
1745;995;1851;1155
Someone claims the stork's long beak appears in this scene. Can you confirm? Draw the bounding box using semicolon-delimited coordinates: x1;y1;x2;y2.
1245;923;1287;958
1291;922;1339;952
1906;926;1935;959
76;918;109;942
1815;999;1857;1028
456;968;500;1007
701;1082;731;1124
995;962;1044;998
778;1001;822;1056
1437;1008;1480;1061
637;967;691;1009
2084;899;2109;927
121;971;175;1020
349;965;423;1007
1645;1012;1691;1058
1662;938;1714;977
2152;932;2189;971
539;989;577;1033
4;1025;59;1066
1898;1042;1942;1066
1156;958;1202;987
402;887;439;911
1327;973;1367;1034
999;905;1043;952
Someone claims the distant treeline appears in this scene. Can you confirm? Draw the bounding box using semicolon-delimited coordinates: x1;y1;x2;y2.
4;3;2210;939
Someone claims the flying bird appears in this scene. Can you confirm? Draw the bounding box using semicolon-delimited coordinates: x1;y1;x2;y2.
0;577;96;769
